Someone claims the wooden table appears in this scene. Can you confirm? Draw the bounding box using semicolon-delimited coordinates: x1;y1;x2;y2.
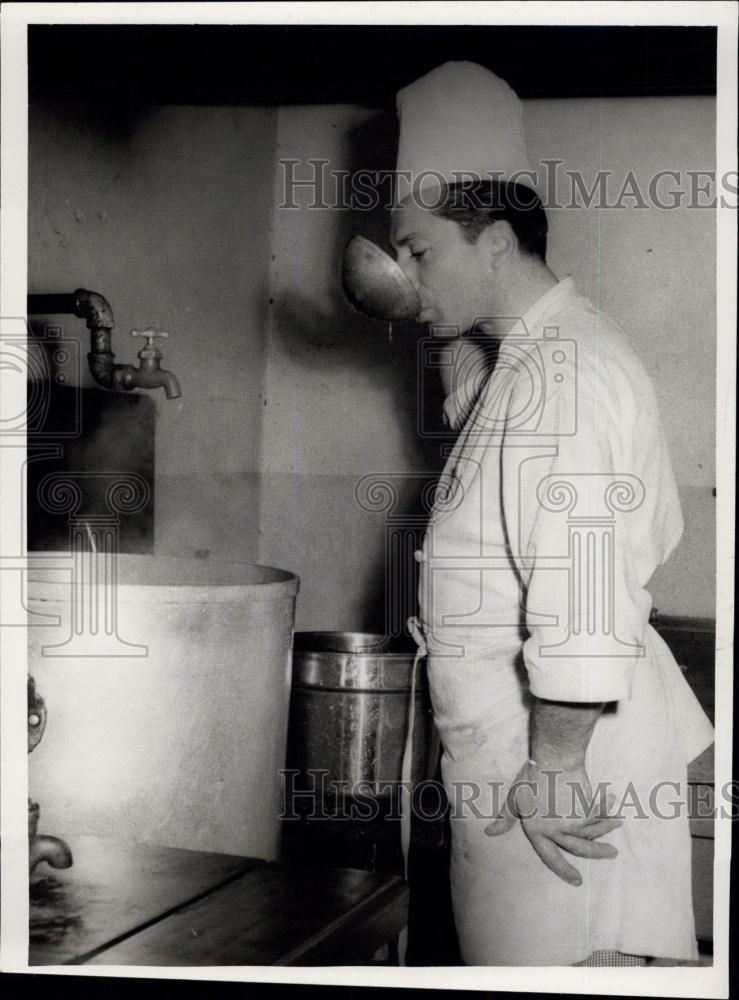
30;836;408;967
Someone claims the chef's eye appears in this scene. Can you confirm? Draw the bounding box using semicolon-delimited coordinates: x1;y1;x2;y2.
411;248;428;260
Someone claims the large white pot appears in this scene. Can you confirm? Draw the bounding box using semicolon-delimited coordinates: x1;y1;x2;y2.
27;554;299;859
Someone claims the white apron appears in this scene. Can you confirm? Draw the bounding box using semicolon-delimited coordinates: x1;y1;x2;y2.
414;279;714;965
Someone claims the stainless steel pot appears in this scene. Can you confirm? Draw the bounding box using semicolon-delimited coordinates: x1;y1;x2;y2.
287;632;438;797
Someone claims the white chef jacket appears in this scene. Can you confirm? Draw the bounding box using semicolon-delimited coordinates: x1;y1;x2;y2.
415;277;714;964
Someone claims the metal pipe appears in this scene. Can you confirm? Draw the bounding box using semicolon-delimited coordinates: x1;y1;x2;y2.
27;289;116;330
27;289;180;399
73;288;116;331
27;293;81;316
28;288;118;391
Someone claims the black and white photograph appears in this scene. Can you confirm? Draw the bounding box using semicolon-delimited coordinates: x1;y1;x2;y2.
0;2;735;995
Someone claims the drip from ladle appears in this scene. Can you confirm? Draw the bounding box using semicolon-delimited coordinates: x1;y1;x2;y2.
341;236;421;322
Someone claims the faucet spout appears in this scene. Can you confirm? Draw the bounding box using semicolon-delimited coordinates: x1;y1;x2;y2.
30;834;74;872
155;369;182;400
160;370;182;400
115;330;182;398
116;361;182;399
28;799;73;873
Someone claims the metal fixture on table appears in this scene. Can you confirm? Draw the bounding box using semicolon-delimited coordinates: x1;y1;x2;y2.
27;289;182;399
28;676;73;873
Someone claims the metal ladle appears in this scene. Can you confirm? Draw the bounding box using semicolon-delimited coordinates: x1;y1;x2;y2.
341;235;421;322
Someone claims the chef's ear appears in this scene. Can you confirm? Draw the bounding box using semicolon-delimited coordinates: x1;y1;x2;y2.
482;220;516;271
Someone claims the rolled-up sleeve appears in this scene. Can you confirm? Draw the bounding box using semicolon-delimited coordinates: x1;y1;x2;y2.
500;369;649;703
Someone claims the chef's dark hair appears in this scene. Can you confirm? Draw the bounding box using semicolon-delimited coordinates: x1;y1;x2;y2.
433;181;548;261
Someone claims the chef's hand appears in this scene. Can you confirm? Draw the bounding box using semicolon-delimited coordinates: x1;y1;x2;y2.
484;758;623;886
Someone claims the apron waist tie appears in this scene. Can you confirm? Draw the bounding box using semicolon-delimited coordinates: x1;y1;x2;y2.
401;616;427;881
397;616;427;967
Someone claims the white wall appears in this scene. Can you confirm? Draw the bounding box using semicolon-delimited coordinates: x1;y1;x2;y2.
29;103;279;563
28;104;282;851
525;97;716;618
28;94;716;629
261;97;716;626
26;93;716;852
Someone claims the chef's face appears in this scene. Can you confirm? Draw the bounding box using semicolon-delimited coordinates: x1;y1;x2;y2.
391;198;494;333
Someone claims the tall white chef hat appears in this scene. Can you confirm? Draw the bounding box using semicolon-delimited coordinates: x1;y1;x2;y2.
395;61;537;205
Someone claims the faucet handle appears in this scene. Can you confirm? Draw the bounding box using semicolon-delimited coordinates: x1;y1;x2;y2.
131;328;170;349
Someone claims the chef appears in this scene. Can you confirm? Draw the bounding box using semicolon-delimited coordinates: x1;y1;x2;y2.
390;62;714;966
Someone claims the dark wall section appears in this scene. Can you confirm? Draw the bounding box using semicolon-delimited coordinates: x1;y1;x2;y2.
27;385;155;553
29;24;716;106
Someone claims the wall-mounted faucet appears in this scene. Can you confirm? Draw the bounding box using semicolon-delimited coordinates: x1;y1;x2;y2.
122;329;181;399
27;289;182;400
